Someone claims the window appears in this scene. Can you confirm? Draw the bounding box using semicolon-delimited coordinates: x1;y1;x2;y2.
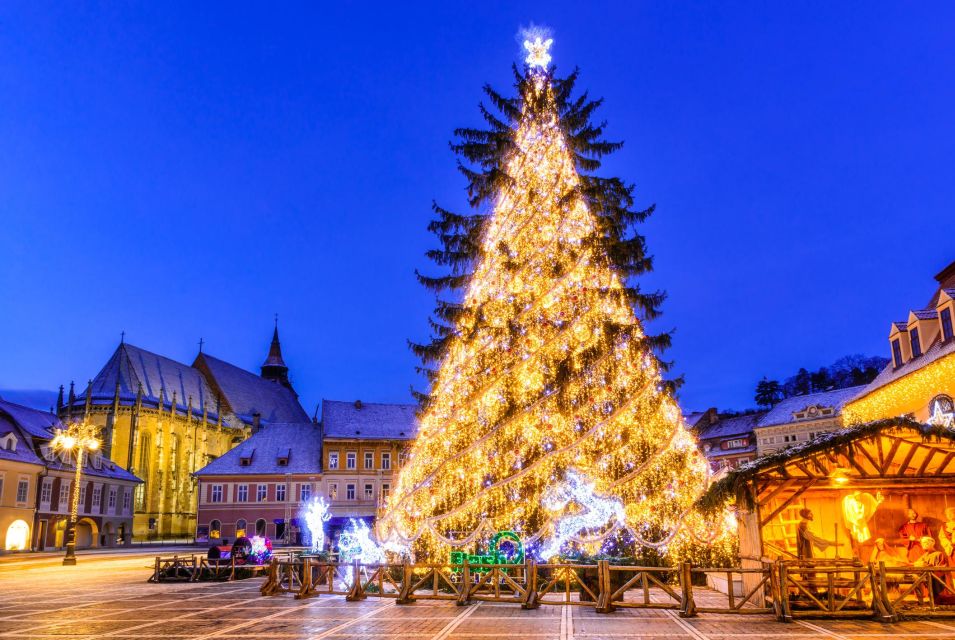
108;486;117;511
808;432;816;440
381;483;390;500
40;480;52;504
365;451;374;469
257;484;267;502
276;484;286;502
78;485;87;508
346;452;356;469
211;485;223;503
236;519;247;538
59;485;70;511
364;483;374;500
256;519;267;536
210;519;221;539
911;327;922;358
892;338;903;368
381;452;391;470
399;450;409;466
122;489;131;513
92;486;102;509
943;308;954;342
237;485;249;502
346;484;356;500
328;452;339;470
300;484;311;501
328;483;338;500
16;479;29;504
725;438;746;449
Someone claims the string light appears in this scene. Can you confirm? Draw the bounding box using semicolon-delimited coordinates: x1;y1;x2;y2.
378;37;730;565
303;496;331;553
843;355;955;424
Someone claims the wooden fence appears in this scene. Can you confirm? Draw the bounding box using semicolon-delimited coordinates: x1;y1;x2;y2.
149;553;955;622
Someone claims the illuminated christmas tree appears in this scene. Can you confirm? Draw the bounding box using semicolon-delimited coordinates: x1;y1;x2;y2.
379;34;720;561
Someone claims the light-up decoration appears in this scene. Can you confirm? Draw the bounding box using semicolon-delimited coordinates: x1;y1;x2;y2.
831;468;851;485
248;535;273;565
338;519;389;585
537;470;626;559
303;496;332;553
51;420;102;565
449;530;525;572
523;35;553;69
842;491;884;543
929;396;955;429
4;519;29;551
376;33;719;564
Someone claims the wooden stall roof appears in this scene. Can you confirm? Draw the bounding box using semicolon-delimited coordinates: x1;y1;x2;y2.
698;417;955;512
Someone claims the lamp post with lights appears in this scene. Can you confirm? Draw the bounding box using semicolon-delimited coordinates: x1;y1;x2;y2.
51;421;102;566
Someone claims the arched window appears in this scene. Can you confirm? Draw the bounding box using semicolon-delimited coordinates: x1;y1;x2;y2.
255;518;267;536
210;520;221;539
5;520;30;551
169;434;180;474
138;434;151;473
235;519;247;538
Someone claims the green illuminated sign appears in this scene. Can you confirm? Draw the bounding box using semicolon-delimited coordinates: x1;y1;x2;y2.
449;530;524;572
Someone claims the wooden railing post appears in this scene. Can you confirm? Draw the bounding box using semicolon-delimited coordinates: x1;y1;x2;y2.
396;563;414;604
595;560;613;613
778;562;792;622
679;562;697;618
877;561;897;622
347;559;364;601
522;559;539;609
260;557;278;595
456;559;471;606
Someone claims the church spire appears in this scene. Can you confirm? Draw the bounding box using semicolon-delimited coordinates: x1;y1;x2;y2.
261;316;293;392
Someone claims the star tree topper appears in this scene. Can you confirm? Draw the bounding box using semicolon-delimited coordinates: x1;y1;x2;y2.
524;36;553;69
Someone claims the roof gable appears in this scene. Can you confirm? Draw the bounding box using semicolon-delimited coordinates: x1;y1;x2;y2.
756;386;865;428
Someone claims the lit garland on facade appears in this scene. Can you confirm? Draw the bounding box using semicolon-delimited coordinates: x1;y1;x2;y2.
378;42;729;562
843;353;955;425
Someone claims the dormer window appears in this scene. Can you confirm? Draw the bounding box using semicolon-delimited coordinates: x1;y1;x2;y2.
239;448;255;467
911;327;922;358
277;448;290;466
0;433;16;452
892;338;903;368
942;308;954;342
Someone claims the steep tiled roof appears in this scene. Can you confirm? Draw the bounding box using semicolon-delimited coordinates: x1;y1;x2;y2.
0;398;59;438
194;422;321;476
197;354;308;425
696;413;763;440
322;400;417;440
850;337;955;407
756;386;865;429
0;413;45;466
912;309;939;320
85;343;220;420
892;322;909;332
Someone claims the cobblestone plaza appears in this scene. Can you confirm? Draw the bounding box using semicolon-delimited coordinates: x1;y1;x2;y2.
4;551;955;639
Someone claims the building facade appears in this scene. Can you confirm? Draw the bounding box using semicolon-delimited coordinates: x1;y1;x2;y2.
843;259;955;426
753;385;864;456
692;411;762;472
63;325;309;538
319;400;416;538
193;398;417;547
0;399;140;552
194;421;322;544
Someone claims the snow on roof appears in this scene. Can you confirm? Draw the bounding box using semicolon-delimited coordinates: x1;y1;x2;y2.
85;343;220;420
756;386;865;429
195;422;321;476
321;399;418;440
695;413;763;440
198;353;309;425
0;398;60;438
850;337;955;408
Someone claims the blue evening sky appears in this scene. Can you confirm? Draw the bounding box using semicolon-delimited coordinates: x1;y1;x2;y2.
1;2;952;415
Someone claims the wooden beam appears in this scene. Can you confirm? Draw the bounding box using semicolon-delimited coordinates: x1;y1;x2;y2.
756;478;796;509
793;460;818;479
936;451;955;476
856;441;884;477
896;441;920;476
876;435;886;473
918;448;937;476
845;444;871;478
881;437;902;475
760;481;816;528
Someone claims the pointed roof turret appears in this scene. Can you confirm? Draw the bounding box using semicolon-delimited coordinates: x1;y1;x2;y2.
260;318;293;393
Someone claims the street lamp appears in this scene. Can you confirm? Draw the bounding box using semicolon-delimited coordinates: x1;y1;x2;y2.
51;421;101;566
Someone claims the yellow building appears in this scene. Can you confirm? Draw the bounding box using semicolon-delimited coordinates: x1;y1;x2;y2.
843;259;955;426
62;327;308;538
318;399;416;538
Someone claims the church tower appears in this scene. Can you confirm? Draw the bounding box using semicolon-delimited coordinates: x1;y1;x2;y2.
261;321;294;393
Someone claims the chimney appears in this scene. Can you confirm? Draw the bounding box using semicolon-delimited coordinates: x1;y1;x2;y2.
252;412;261;434
354;399;363;410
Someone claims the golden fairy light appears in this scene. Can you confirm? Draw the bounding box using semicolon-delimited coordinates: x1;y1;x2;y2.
377;43;731;563
51;420;102;565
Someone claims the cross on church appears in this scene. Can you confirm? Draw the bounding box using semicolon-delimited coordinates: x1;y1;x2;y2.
198;338;204;353
120;330;125;344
